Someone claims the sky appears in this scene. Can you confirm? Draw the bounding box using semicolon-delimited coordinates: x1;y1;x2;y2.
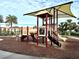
0;0;79;26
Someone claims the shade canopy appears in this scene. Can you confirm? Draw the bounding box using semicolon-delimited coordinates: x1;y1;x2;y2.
24;1;76;18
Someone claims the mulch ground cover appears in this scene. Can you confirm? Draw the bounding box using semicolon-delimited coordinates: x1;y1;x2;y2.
0;37;79;59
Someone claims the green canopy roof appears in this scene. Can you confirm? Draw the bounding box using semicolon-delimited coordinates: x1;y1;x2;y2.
24;1;76;18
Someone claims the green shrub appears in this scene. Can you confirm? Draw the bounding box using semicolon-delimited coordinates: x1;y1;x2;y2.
60;31;69;35
71;32;79;37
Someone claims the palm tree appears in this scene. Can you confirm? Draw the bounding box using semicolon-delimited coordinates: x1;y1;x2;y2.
74;26;79;32
5;15;17;34
74;22;79;32
59;19;77;35
0;15;4;35
59;22;65;32
77;18;79;25
66;19;72;35
0;15;4;23
78;22;79;25
5;15;17;27
59;22;68;35
66;19;77;35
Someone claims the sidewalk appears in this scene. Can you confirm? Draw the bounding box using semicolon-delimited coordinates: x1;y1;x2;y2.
0;50;54;59
67;36;79;40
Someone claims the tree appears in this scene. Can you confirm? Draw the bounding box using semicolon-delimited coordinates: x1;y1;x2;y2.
59;22;65;32
63;22;68;31
0;15;4;23
78;22;79;24
75;22;79;32
0;15;4;35
5;15;17;27
33;25;37;29
5;15;17;34
59;22;68;35
66;19;72;35
74;26;79;32
59;19;77;35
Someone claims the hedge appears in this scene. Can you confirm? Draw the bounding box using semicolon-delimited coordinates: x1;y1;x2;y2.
71;32;79;37
60;31;79;37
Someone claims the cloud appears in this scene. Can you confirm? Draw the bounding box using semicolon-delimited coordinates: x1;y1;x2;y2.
0;0;71;16
0;0;78;24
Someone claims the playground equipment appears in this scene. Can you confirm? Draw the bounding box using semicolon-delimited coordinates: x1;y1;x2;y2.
48;33;61;47
58;34;67;42
24;1;76;47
